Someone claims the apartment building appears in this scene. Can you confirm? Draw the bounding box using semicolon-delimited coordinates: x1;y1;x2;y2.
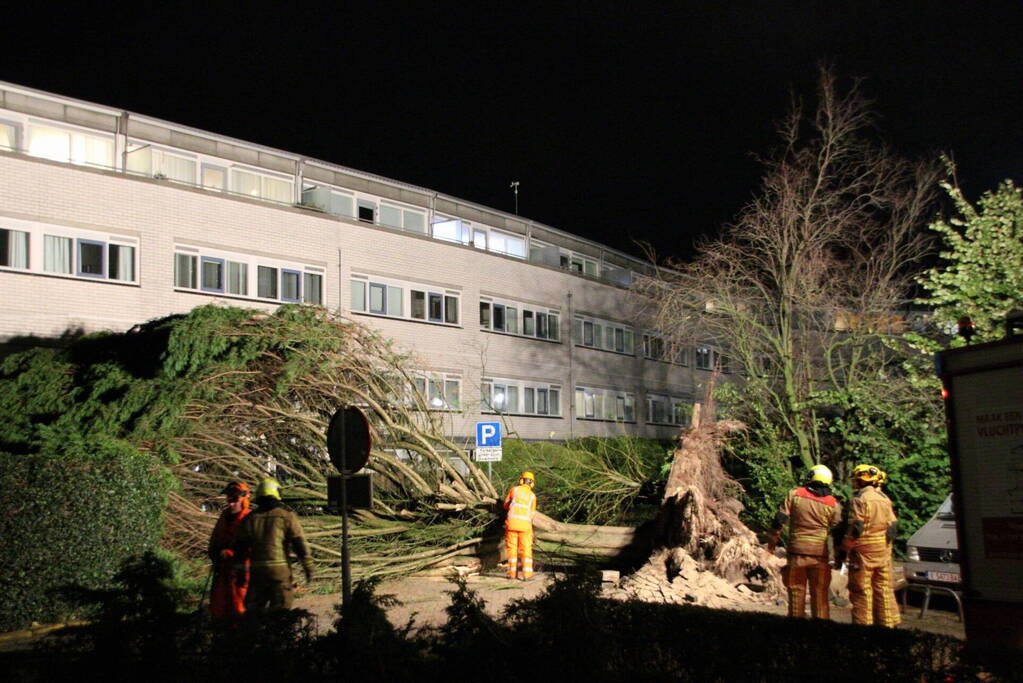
0;81;713;443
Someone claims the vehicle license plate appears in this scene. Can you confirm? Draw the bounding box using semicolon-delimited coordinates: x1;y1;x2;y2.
926;571;960;583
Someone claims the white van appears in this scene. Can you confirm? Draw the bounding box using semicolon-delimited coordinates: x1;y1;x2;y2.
904;494;961;586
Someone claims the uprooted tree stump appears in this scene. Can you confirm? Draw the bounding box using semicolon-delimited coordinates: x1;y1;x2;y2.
606;403;785;608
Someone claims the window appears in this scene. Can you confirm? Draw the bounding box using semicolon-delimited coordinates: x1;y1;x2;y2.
230;168;293;203
201;257;224;292
44;235;72;274
281;270;301;302
28;124;113;168
351;276;459;325
695;345;712;370
0;121;18;152
202;164;226;191
176;253;197;288
575;386;635;421
228;261;248;296
411;290;425;319
358;200;376;223
257;266;278;299
351;280;366;311
644;334;665;361
379;203;427;234
413;373;461;410
574;315;634;354
444;296;458;324
488;230;526;258
432;218;471;245
646;394;691;426
483;378;561;416
564;252;599;277
108;244;135;281
0;228;29;268
126;145;196;184
77;239;105;277
303;273;322;305
483;298;558;341
176;248;316;303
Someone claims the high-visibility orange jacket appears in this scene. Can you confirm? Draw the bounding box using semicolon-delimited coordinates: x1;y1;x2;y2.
504;484;536;531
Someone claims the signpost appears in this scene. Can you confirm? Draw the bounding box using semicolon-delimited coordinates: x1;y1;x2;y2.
326;406;372;605
475;421;503;478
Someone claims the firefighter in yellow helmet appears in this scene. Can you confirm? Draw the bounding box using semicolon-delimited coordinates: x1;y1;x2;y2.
233;478;314;612
839;464;900;627
766;464;841;618
504;471;538;581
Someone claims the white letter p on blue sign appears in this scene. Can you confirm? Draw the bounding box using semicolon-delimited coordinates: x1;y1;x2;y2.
476;421;501;448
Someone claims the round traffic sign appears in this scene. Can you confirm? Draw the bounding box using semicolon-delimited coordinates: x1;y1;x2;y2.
326;406;372;474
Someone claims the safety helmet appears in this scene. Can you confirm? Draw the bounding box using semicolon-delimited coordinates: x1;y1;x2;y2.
851;464;883;487
221;481;250;498
255;478;282;500
808;464;833;486
520;471;536;487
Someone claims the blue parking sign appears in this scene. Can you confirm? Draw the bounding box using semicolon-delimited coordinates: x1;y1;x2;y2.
476;421;501;448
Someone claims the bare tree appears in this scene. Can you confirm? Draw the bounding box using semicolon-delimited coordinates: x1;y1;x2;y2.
638;67;941;478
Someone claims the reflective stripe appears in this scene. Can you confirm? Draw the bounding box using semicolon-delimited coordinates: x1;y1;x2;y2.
507;487;536;521
250;560;289;567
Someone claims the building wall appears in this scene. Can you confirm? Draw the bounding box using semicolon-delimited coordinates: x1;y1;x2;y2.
0;83;705;444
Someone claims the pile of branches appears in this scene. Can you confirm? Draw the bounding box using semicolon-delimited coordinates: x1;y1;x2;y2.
160;305;499;580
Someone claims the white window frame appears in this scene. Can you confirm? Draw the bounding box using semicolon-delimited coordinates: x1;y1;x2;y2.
573;314;634;355
26;120;115;170
0;218;139;284
646;394;691;426
412;372;462;411
574;386;636;422
350;274;460;327
479;296;560;342
482;378;562;417
174;245;321;304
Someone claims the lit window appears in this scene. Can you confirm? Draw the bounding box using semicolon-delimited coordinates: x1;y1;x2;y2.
0;122;17;152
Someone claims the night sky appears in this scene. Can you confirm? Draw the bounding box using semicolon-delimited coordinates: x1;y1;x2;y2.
2;3;1021;261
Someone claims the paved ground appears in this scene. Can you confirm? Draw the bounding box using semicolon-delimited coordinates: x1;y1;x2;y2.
293;571;966;640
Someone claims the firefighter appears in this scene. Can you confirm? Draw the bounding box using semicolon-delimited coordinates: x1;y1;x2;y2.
504;471;538;581
234;478;314;612
840;464;901;627
207;481;251;618
767;464;841;619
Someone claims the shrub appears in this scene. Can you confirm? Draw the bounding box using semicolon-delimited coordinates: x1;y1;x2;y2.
0;437;172;631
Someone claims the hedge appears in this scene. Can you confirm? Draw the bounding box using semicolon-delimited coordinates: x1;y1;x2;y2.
0;436;172;632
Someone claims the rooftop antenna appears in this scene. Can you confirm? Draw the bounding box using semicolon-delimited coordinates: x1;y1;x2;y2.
510;180;520;214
